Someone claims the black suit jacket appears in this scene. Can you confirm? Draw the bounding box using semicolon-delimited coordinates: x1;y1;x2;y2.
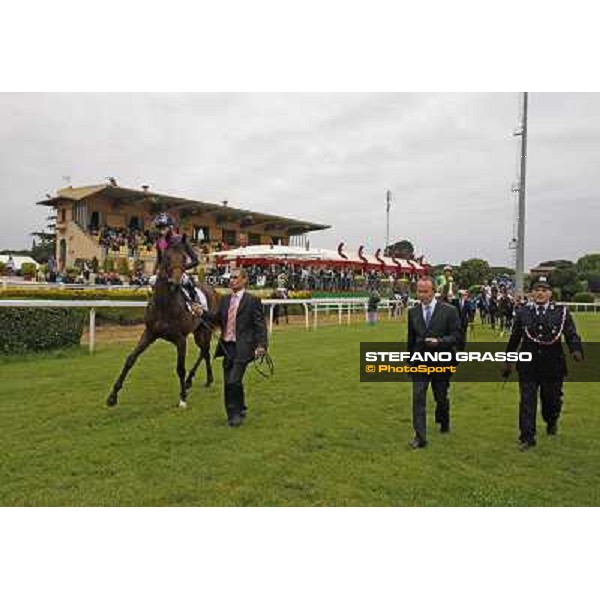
505;303;582;379
407;300;461;357
207;291;268;363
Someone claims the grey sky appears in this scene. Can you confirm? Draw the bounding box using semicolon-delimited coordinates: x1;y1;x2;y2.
0;92;598;268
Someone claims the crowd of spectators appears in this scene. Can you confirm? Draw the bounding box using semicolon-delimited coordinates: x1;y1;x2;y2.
204;264;414;293
91;227;157;253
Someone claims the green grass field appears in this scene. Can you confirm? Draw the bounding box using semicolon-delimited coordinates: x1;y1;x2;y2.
1;314;599;506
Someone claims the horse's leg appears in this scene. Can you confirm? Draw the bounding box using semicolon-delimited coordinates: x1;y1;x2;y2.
107;329;156;406
185;351;203;391
176;336;188;408
203;340;214;388
186;329;212;390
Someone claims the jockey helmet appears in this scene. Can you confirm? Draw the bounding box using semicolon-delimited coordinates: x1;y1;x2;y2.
154;213;174;228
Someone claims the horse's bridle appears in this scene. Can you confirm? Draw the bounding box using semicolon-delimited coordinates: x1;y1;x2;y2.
252;352;275;379
160;248;185;287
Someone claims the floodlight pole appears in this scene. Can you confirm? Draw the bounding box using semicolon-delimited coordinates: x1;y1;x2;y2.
385;190;391;252
514;92;528;294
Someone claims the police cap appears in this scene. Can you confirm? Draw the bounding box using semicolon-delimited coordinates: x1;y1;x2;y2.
531;276;552;291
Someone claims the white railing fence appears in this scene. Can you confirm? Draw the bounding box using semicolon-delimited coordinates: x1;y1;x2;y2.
0;298;409;354
1;298;596;354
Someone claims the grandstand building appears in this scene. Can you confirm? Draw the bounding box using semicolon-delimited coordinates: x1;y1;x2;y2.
38;183;330;273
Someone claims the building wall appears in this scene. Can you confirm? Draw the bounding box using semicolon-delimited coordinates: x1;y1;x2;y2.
54;195;293;271
56;223;103;270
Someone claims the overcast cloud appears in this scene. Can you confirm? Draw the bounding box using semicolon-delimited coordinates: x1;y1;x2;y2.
0;92;598;268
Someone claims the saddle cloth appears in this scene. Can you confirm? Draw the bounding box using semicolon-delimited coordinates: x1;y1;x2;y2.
182;286;208;311
149;275;208;312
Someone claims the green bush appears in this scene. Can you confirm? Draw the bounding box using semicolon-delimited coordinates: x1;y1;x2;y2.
117;257;130;277
0;287;150;301
0;261;5;275
581;271;600;294
0;308;86;354
572;292;595;304
96;307;146;325
21;263;37;277
103;257;115;273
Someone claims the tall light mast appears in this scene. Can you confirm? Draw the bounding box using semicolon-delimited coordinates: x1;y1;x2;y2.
514;92;528;293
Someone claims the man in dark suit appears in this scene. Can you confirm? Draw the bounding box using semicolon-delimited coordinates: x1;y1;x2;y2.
407;277;461;449
203;268;268;427
457;289;474;351
502;276;583;451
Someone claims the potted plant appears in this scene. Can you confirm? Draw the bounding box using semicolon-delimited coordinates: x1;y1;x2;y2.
21;262;37;281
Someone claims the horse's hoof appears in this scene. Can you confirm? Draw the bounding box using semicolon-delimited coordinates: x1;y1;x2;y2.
204;381;212;388
106;394;118;407
178;400;188;409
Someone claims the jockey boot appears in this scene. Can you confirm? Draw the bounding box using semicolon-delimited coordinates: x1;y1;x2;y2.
184;280;203;316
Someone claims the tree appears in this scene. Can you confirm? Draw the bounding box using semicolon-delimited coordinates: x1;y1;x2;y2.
580;271;600;294
576;253;600;274
490;266;515;277
455;259;492;289
30;232;56;264
549;266;582;301
385;240;414;259
30;211;57;264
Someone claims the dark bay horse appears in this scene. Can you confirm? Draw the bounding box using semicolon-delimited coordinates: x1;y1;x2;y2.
106;239;218;408
270;288;289;325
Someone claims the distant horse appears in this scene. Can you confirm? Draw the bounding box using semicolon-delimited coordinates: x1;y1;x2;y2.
271;288;289;325
498;294;515;334
488;294;499;330
476;294;489;325
106;238;218;408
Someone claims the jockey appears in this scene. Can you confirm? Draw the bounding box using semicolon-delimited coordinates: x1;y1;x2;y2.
152;213;205;310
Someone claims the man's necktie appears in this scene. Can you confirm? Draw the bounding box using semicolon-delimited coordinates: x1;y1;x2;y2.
225;295;239;341
425;304;432;327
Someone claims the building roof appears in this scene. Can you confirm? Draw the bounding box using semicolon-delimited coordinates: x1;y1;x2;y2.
212;245;423;271
38;183;330;236
0;255;40;269
530;265;556;272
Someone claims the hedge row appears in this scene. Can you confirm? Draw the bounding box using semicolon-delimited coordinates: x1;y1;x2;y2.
0;287;313;301
0;287;150;301
96;307;146;325
0;308;86;354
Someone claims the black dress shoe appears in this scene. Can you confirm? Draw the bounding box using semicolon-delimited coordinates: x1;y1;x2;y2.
518;439;536;452
440;424;450;434
546;422;557;436
408;438;427;450
228;414;244;427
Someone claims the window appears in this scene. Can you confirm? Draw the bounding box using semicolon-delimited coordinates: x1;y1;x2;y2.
90;211;100;230
223;229;237;245
129;216;141;230
193;226;210;243
248;233;261;246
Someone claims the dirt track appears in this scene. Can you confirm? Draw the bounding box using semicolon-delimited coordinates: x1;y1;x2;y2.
81;313;404;344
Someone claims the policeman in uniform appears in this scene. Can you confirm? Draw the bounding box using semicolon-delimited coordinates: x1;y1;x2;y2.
502;276;583;451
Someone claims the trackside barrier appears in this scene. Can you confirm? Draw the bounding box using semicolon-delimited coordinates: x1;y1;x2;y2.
557;302;600;313
0;300;147;354
0;298;385;353
3;299;595;354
